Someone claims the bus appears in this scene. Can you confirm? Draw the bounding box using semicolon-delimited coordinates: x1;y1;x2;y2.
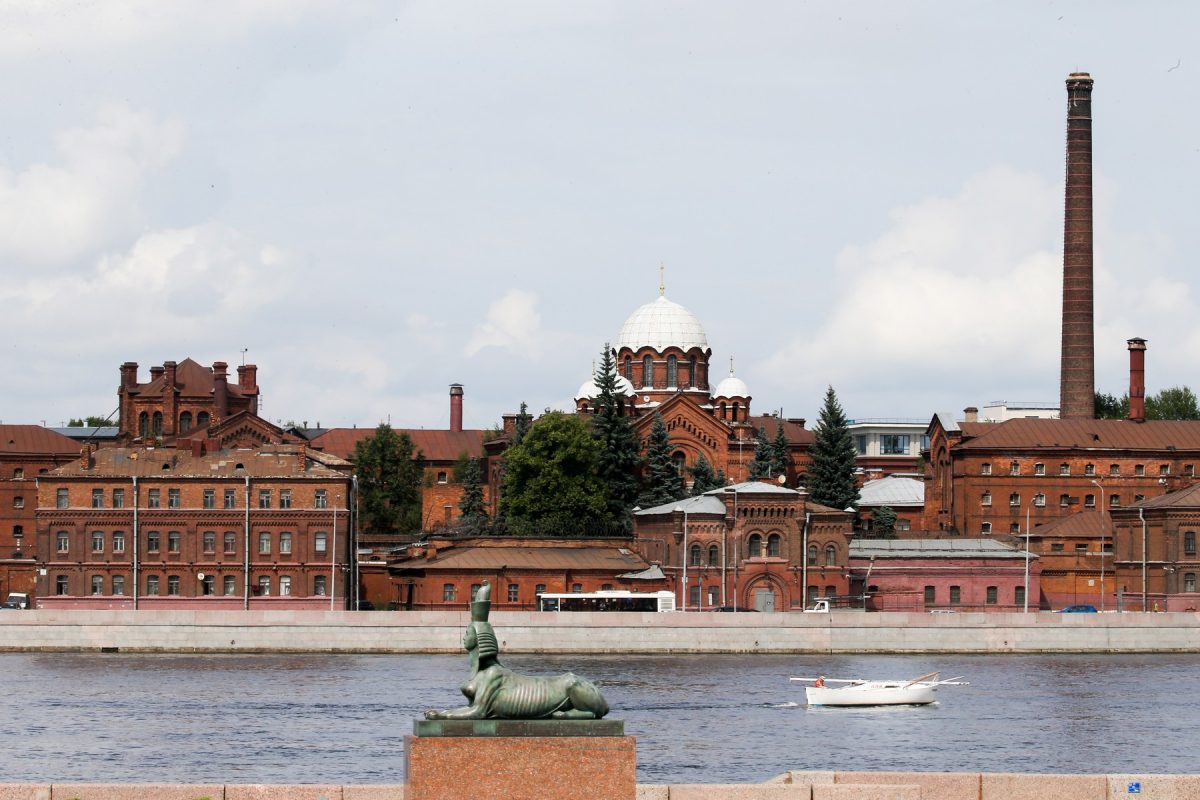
536;590;676;612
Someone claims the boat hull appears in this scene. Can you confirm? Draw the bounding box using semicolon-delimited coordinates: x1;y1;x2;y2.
805;682;936;706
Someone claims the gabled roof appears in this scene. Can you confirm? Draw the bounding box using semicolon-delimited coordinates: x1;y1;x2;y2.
47;445;348;479
954;418;1200;452
857;475;924;508
747;415;815;445
1028;510;1108;537
49;426;120;441
850;539;1030;559
0;425;82;456
133;358;249;398
635;494;728;516
1134;482;1200;509
309;428;487;463
393;546;649;572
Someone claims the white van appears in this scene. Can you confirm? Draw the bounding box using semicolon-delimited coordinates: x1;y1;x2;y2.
2;592;31;609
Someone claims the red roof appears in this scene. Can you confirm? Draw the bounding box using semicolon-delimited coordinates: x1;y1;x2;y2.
134;358;248;398
395;546;649;572
49;444;347;478
957;418;1200;452
748;416;815;445
0;425;83;456
310;428;486;463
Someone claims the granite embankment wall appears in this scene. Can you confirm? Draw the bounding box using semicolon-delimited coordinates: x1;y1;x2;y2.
2;772;1198;799
2;609;1200;653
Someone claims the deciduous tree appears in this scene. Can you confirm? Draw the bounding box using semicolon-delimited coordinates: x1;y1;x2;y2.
354;424;423;536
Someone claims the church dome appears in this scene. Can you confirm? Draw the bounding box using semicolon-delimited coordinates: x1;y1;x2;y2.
714;373;750;398
574;375;635;401
615;295;708;353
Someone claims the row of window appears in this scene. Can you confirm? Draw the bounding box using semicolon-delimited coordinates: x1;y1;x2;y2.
58;488;331;510
136;410;210;438
924;585;1025;605
685;538;842;565
56;530;329;555
853;434;932;456
59;573;329;597
981;461;1192;477
623;355;700;390
984;492;1142;508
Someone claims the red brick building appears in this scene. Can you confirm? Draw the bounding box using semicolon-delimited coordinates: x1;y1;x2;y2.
117;359;261;444
632;481;853;611
1110;485;1200;612
0;426;82;601
1025;510;1110;610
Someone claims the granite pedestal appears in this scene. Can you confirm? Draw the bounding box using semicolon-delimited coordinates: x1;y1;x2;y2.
406;719;635;800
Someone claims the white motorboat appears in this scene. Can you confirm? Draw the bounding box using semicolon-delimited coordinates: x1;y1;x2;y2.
790;672;967;707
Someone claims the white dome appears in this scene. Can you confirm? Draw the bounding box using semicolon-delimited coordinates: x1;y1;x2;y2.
615;295;708;352
714;374;750;398
574;375;635;401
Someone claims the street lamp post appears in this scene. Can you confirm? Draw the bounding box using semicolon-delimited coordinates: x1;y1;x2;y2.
1023;503;1031;612
1091;479;1106;611
675;505;689;611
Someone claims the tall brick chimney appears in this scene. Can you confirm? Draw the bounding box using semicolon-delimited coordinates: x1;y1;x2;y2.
120;362;138;388
1060;72;1096;419
449;384;464;433
1127;337;1147;423
212;361;229;420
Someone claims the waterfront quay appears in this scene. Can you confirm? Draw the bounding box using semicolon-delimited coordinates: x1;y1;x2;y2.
3;608;1200;653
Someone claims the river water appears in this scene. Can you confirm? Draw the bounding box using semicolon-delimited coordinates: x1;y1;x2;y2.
2;652;1195;784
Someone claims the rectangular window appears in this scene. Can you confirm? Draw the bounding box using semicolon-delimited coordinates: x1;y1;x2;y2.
443;583;456;602
571;583;583;594
279;490;292;509
924;585;935;605
508;583;519;603
258;576;271;596
223;576;237;595
1135;464;1146;477
1084;464;1095;476
91;576;103;595
113;489;125;508
949;585;961;604
56;488;68;508
854;435;867;455
224;532;236;554
981;522;992;534
203;489;215;509
1109;464;1120;476
1051;543;1065;552
1015;586;1026;606
1009;493;1020;507
202;576;215;596
57;531;69;552
1085;494;1096;507
981;492;992;506
1034;494;1046;507
91;531;104;552
986;586;998;604
12;496;23;509
1159;464;1170;476
1111;495;1120;507
224;489;236;509
279;576;292;596
259;532;271;554
689;584;701;608
146;575;160;595
167;576;180;595
1009;462;1020;476
203;531;216;553
1059;464;1070;476
279;532;292;555
1033;463;1045;476
314;575;327;596
56;575;69;595
436;471;448;484
113;531;125;553
147;531;160;552
147;489;160;508
92;489;104;508
880;434;910;455
167;489;180;508
315;490;328;509
112;576;125;596
535;583;547;597
314;532;327;554
168;531;181;553
1075;543;1088;553
980;463;992;476
259;490;271;509
896;519;911;531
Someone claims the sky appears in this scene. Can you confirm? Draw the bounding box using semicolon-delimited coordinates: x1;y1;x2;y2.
2;1;1198;432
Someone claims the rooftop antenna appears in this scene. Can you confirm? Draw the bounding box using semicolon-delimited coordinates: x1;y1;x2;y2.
659;262;665;297
241;348;248;366
729;355;735;376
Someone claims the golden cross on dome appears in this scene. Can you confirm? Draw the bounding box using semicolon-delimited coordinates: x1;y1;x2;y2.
658;263;665;297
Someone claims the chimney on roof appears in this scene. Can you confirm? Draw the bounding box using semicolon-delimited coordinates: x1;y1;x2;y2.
964;406;979;423
120;362;138;388
212;362;229;420
1127;337;1147;423
80;444;95;470
237;364;259;414
450;384;464;433
1060;72;1096;420
149;365;164;382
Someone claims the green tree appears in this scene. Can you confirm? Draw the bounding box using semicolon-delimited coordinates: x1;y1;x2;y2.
714;467;728;488
638;412;684;508
495;401;533;528
689;453;719;496
770;421;790;479
1094;392;1129;419
512;401;532;445
353;424;424;536
591;343;642;526
499;412;609;535
68;416;111;427
746;426;773;480
456;457;488;533
451;452;473;483
872;506;898;539
808;386;860;511
1147;387;1200;420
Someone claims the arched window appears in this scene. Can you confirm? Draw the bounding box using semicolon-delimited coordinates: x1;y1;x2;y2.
197;411;210;428
689;356;697;388
623;356;633;381
179;411;192;433
152;411;163;436
748;534;763;558
768;533;782;557
689;543;702;566
825;544;837;566
732;402;740;421
139;412;149;437
806;544;818;565
1185;572;1197;593
672;451;686;475
667;355;678;387
642;356;654;388
719;402;727;419
1009;492;1020;507
707;544;719;566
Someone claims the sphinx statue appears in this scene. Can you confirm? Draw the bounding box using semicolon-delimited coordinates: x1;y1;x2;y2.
425;582;610;720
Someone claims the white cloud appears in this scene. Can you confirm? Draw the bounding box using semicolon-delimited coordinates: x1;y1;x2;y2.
0;104;182;264
464;289;545;358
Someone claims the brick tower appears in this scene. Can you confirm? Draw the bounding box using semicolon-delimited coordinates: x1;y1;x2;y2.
1060;72;1095;419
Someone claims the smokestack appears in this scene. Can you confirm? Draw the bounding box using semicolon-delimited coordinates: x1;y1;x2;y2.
1060;72;1096;419
120;362;139;388
449;384;464;433
963;406;979;423
212;361;229;420
1127;337;1147;423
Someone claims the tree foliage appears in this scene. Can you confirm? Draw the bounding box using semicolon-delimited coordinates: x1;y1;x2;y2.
1094;392;1129;420
689;453;720;496
354;424;423;536
1095;387;1200;420
68;416;111;427
808;386;860;511
871;506;898;539
456;457;488;534
770;421;790;479
498;412;609;535
746;426;773;480
591;343;642;526
638;412;684;508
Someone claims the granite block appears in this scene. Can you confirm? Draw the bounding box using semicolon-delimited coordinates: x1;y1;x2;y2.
836;771;980;800
405;734;635;800
343;787;405;800
634;787;668;800
0;787;49;800
981;773;1106;800
667;786;811;799
814;785;921;800
50;785;222;800
781;771;837;786
225;785;342;800
413;718;624;737
1106;774;1200;800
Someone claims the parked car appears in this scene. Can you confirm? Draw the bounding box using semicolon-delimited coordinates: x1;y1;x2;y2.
1058;604;1098;613
2;592;31;609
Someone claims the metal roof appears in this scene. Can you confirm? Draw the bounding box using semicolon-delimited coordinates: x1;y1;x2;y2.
857;475;924;508
310;428;486;463
1135;482;1200;509
850;539;1030;559
399;546;650;572
0;425;82;455
1027;510;1107;537
615;295;708;352
48;445;348;479
49;427;120;440
956;418;1200;451
635;495;728;516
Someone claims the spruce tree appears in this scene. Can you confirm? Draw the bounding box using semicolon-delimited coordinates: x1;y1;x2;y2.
808;386;860;511
591;343;642;527
457;457;488;534
689;453;718;496
714;468;728;488
770;421;790;479
872;506;898;539
512;401;532;445
638;412;684;508
746;426;773;480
